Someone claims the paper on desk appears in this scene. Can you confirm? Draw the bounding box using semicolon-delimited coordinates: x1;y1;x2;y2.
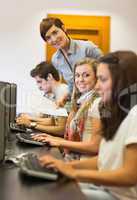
17;94;68;117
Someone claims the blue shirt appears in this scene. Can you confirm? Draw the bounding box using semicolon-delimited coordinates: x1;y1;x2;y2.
52;39;102;93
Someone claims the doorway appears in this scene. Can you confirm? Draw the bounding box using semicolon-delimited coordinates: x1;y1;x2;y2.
46;14;110;61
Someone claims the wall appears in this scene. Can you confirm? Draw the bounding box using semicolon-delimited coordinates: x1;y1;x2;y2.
0;0;137;112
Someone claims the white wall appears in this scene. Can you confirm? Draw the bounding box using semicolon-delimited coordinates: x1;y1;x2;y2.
0;0;137;112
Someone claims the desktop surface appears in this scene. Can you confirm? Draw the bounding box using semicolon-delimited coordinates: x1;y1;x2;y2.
0;134;86;200
0;167;85;200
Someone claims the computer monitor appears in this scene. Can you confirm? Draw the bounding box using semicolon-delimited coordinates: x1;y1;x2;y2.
10;83;17;123
4;82;11;137
5;82;17;139
0;82;7;163
0;81;17;163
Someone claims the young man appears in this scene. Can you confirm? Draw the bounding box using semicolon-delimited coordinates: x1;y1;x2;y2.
30;61;69;106
40;17;102;102
16;61;69;134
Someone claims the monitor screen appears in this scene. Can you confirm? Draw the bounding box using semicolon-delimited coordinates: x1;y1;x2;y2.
10;83;17;123
0;82;7;162
0;82;17;163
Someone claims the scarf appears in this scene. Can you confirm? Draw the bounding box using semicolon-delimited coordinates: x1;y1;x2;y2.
64;90;97;160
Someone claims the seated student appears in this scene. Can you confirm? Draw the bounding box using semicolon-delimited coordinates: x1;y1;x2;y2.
30;61;69;106
30;62;53;100
16;61;69;136
33;58;102;160
38;51;137;200
20;61;69;119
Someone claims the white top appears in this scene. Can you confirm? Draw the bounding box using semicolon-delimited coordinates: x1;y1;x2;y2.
88;97;101;119
77;90;95;105
82;97;101;142
53;83;69;101
98;105;137;200
80;97;101;160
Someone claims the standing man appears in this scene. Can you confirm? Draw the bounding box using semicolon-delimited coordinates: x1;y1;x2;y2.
40;17;102;103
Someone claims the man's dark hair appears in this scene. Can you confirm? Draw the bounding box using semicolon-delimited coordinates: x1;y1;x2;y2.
40;17;64;41
30;61;60;81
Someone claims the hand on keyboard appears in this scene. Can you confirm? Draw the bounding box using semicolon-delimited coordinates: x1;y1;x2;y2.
32;133;50;142
32;134;59;147
16;133;50;146
20;153;58;181
10;122;27;133
39;155;76;180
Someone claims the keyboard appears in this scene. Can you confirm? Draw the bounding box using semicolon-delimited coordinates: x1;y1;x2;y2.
10;122;27;133
16;133;49;146
20;153;58;181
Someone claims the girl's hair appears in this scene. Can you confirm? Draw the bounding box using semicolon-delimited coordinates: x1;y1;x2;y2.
71;57;98;111
98;51;137;140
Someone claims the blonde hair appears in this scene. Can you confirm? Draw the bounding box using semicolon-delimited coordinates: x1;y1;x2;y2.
71;57;98;111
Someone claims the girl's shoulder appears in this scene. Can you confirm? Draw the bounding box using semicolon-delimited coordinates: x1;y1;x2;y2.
127;104;137;119
88;97;101;119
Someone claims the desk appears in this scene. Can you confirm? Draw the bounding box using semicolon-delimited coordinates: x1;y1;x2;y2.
0;135;86;200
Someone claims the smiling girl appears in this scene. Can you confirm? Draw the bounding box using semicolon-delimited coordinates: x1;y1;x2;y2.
39;51;137;200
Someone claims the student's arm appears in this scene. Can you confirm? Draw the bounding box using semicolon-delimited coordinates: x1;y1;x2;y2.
68;155;98;170
39;154;98;180
34;116;67;137
45;117;102;154
17;114;54;126
16;116;67;137
39;144;137;186
72;144;137;186
33;117;55;125
55;93;69;107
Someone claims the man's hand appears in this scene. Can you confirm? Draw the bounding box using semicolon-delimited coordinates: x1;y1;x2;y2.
16;116;31;127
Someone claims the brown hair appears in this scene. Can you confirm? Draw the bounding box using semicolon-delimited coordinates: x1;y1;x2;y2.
98;51;137;140
40;17;64;41
30;61;60;81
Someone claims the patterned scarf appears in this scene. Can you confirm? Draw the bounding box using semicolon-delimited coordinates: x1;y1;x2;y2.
64;90;98;160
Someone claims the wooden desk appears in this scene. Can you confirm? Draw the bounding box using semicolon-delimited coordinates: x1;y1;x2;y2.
0;135;86;200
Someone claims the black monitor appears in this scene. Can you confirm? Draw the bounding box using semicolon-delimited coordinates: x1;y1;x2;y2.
4;82;11;137
0;82;7;163
0;81;17;163
10;83;17;123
